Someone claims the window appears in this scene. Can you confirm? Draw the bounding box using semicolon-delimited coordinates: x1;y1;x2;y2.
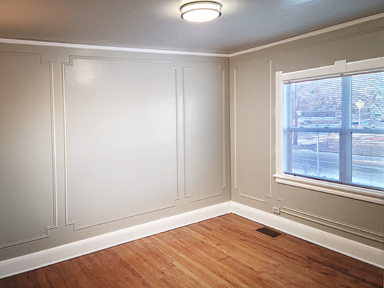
275;58;384;204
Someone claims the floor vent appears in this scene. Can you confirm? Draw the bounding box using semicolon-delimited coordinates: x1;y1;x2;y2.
255;227;285;239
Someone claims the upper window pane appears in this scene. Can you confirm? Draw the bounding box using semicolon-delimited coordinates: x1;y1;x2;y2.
284;78;342;129
351;72;384;129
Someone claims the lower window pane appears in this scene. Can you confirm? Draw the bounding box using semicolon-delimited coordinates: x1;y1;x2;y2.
290;132;339;181
352;133;384;189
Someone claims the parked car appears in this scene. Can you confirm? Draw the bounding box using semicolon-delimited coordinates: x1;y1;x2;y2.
352;121;375;128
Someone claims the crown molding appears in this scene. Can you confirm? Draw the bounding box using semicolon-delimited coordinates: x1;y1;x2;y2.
229;12;384;57
0;38;229;58
0;13;383;58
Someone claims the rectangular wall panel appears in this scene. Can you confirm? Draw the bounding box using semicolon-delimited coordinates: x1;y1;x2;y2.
63;56;178;229
0;53;56;247
233;57;271;202
183;62;226;201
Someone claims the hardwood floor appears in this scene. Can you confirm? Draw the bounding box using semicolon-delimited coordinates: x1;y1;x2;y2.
0;213;383;287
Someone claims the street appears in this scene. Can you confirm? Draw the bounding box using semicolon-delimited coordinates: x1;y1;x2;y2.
291;149;384;189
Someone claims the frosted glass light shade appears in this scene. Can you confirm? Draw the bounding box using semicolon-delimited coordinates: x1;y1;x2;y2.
180;1;222;22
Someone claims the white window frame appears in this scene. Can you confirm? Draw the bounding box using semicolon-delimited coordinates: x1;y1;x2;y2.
275;57;384;205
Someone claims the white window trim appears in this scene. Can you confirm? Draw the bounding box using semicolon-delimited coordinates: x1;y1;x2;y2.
275;57;384;205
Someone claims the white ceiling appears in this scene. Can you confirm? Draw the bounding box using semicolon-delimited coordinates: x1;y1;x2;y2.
0;0;383;54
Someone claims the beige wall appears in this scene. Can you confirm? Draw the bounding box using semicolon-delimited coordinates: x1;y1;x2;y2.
0;45;230;261
230;17;384;249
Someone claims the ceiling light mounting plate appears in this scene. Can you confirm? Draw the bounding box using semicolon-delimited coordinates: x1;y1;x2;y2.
180;1;222;22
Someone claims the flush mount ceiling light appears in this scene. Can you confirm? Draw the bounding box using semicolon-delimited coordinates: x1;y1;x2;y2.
180;1;222;22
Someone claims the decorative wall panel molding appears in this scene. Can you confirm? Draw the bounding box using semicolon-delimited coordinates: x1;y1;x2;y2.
233;56;272;203
62;55;179;230
276;184;384;243
277;25;384;72
183;61;227;202
280;206;384;243
0;52;57;248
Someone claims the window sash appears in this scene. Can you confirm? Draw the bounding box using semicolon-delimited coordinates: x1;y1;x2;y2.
283;72;383;191
275;58;384;204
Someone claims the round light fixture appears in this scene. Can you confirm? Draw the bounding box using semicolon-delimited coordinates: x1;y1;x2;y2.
180;1;222;22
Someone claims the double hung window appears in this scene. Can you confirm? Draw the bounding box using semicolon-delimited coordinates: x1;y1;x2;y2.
275;58;384;202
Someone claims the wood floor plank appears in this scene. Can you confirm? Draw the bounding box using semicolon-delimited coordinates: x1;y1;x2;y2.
153;232;234;287
186;217;324;287
0;213;382;288
213;214;382;288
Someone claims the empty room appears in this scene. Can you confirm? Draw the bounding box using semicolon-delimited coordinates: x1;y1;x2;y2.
0;1;383;287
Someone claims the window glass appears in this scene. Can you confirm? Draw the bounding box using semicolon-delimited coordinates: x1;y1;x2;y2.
285;78;342;129
291;132;339;181
352;133;384;189
351;73;384;129
283;71;384;190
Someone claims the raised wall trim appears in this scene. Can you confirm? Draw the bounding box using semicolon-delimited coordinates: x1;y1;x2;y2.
1;201;382;279
62;56;179;230
280;206;384;243
0;52;58;249
182;62;227;202
232;56;271;202
182;66;190;199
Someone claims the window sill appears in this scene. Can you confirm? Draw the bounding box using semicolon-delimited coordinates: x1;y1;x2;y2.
273;174;384;205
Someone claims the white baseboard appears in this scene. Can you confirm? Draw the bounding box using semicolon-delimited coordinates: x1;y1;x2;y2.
230;202;384;269
0;201;382;279
0;202;231;279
